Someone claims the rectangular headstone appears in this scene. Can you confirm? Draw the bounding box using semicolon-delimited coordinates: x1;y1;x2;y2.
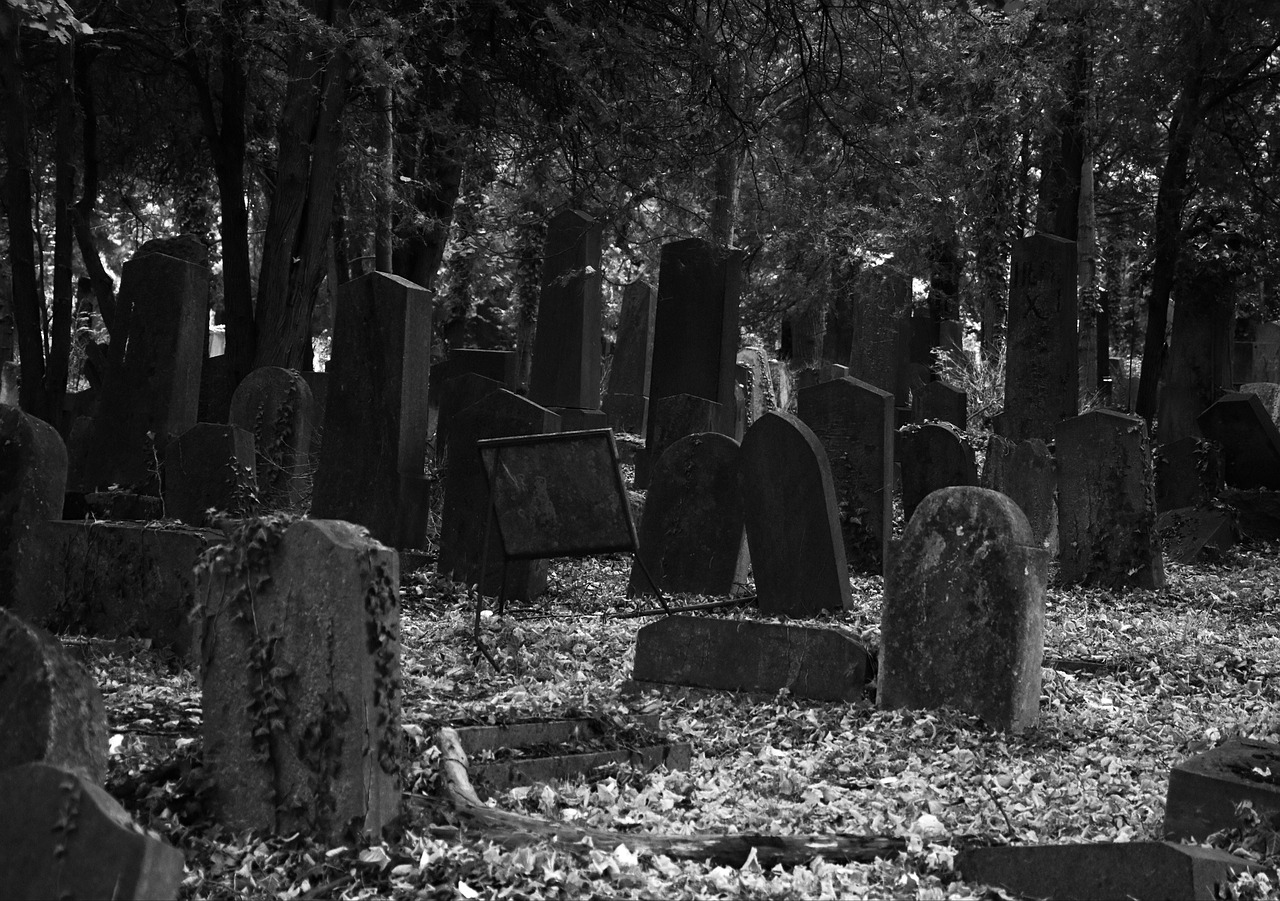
915;380;968;430
1165;739;1280;841
528;210;603;411
849;268;910;399
632;616;867;702
898;421;978;523
982;435;1058;552
1156;282;1235;444
634;393;727;489
607;281;656;398
162;423;257;526
1;405;67;612
229;366;315;509
1155;436;1225;512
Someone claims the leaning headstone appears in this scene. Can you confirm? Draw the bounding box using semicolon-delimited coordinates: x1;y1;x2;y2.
898;421;978;523
1197;392;1280;490
311;271;433;548
1;405;67;609
735;347;775;431
1004;233;1078;440
1165;739;1280;841
634;393;727;489
1156;507;1236;564
915;380;968;430
603;281;656;434
880;487;1047;731
1056;409;1166;589
162;423;257;526
0;608;108;782
434;372;504;464
982;435;1058;552
1240;381;1280;427
0;762;185;901
796;377;894;574
198;519;401;840
738;412;852;616
229;366;314;509
959;841;1262;901
437;390;561;599
629;433;748;597
1155;436;1225;511
631;616;867;702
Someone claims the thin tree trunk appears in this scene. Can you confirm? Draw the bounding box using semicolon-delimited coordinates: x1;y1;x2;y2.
373;84;393;272
47;39;77;423
1077;153;1097;397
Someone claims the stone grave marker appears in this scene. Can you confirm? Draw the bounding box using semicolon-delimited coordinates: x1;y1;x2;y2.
0;762;185;901
1157;283;1235;444
0;609;108;782
880;487;1047;731
1156;506;1236;564
229;366;314;509
0;360;18;406
738;411;852;616
1004;233;1078;440
1197;392;1280;490
915;380;968;430
634;393;728;489
1241;381;1280;426
199;519;401;839
437;389;561;599
1;404;67;609
1056;409;1165;589
603;281;656;434
1165;739;1280;841
629;433;749;597
311;271;433;548
982;435;1058;552
1235;320;1280;384
898;421;978;523
434;372;504;464
849;267;910;400
631;616;868;702
162;424;257;525
1155;436;1225;511
796;376;894;574
735;347;775;431
198;353;233;424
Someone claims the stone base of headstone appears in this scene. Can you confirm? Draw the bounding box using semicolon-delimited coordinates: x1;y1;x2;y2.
1156;507;1237;564
1165;739;1280;841
631;616;867;702
199;519;401;840
548;406;609;432
0;609;108;782
958;841;1261;901
0;763;185;901
162;424;257;526
602;393;648;435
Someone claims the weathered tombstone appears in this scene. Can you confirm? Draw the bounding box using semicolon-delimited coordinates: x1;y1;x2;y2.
1165;739;1280;841
849;268;911;400
0;608;108;782
311;271;433;548
735;347;775;431
1157;282;1235;444
631;616;867;702
1155;436;1225;512
1156;506;1236;563
434;372;504;464
738;411;852;616
603;281;656;434
880;487;1046;731
915;380;968;430
198;519;401;840
1197;392;1280;490
959;841;1262;901
229;366;314;509
1056;409;1166;588
83;246;210;491
797;377;894;574
634;393;727;489
437;390;561;598
1241;381;1280;426
436;348;519;389
528;210;606;430
897;421;978;523
0;762;186;901
629;433;748;596
162;424;256;526
1;405;67;609
1004;233;1078;441
982;435;1058;552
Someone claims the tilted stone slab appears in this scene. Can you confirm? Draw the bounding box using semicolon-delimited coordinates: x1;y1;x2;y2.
0;763;185;901
1165;739;1280;841
632;615;867;702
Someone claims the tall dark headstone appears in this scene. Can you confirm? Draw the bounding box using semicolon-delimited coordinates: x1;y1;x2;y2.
311;271;433;548
898;422;978;522
633;393;727;489
1155;436;1225;512
1;406;66;613
1056;409;1165;588
738;412;852;617
1198;392;1280;490
881;486;1047;731
797;377;894;574
162;423;257;525
1157;279;1235;444
915;380;968;430
849;267;911;400
435;372;504;465
630;433;748;597
603;281;656;434
437;390;561;599
229;366;314;509
982;435;1058;552
1005;233;1078;440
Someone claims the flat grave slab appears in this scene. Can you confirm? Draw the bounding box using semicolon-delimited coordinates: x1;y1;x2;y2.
1165;738;1280;841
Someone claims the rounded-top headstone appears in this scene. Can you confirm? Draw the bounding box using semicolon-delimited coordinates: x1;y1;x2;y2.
229;366;314;508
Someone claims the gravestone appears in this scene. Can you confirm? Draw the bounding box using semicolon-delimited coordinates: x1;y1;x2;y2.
898;421;978;523
162;424;256;526
83;248;210;491
632;616;867;702
738;411;852;616
629;433;748;597
1157;282;1235;444
634;393;728;489
1;405;67;609
880;486;1047;731
198;353;233;423
529;211;606;430
435;372;504;464
199;519;401;840
735;347;775;431
603;281;656;435
1156;506;1236;564
0;360;18;406
0;762;185;901
229;366;314;509
311;271;433;548
1155;436;1225;512
1197;392;1280;490
1056;409;1165;588
982;435;1058;552
849;268;911;399
1240;382;1280;426
915;380;968;430
0;609;108;782
1004;233;1078;440
301;371;329;430
437;390;560;599
796;377;894;574
1165;739;1280;841
435;348;519;390
1233;320;1280;384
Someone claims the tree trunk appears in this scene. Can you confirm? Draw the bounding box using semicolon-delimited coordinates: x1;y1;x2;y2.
373;84;393;272
1077;153;1097;397
1034;37;1088;241
46;39;76;422
71;45;118;364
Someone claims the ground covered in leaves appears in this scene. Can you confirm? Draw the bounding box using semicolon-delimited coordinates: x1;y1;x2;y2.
92;543;1280;899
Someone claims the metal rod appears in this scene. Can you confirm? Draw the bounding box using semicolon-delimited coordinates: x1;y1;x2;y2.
610;595;755;619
